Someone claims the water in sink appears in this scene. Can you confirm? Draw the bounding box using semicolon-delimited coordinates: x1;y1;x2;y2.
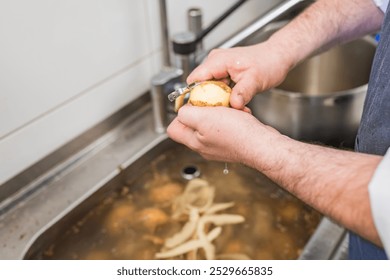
27;143;321;260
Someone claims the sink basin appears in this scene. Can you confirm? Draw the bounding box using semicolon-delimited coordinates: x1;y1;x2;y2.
23;138;325;260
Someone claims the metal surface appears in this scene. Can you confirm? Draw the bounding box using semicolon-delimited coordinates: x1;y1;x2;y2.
23;137;331;260
0;98;164;259
181;165;201;180
248;34;377;147
218;0;309;49
158;0;171;67
150;67;183;133
172;31;197;80
299;217;347;259
172;0;251;78
167;82;200;101
194;0;248;45
188;8;204;55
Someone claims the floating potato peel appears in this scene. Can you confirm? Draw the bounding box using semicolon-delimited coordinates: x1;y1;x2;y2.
155;178;245;260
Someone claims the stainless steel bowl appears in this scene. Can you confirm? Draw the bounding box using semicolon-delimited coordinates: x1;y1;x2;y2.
249;36;377;147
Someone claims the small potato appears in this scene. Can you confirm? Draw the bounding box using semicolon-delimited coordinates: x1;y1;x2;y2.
104;202;135;235
189;81;231;107
148;182;183;205
136;208;169;232
175;81;231;111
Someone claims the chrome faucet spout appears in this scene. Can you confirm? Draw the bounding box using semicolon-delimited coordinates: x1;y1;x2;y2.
219;0;308;49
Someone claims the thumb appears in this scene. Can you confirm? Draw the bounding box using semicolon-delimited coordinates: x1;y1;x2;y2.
177;105;206;130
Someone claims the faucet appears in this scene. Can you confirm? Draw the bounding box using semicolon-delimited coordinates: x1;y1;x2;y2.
171;0;248;81
150;0;182;134
150;0;310;133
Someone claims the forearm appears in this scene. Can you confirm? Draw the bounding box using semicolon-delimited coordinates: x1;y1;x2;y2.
247;132;383;246
168;104;384;245
264;0;384;70
249;1;385;242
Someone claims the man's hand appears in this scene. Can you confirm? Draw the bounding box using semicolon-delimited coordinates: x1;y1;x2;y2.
167;105;281;166
187;42;292;110
186;0;383;112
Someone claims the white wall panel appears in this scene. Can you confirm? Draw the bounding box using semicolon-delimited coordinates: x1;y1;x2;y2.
0;54;158;185
0;0;150;139
0;0;156;184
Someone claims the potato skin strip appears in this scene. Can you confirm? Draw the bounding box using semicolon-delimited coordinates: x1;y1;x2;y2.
196;217;214;260
172;179;214;218
200;214;245;226
165;208;199;249
155;227;222;259
155;178;244;260
196;213;244;260
174;94;185;112
205;202;235;214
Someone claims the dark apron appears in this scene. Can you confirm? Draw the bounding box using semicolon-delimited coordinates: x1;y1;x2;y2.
349;4;390;260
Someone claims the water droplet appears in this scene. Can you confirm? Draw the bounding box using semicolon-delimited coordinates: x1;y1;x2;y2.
223;163;229;175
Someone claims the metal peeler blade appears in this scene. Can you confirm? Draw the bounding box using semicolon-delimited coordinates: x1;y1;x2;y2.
167;82;201;102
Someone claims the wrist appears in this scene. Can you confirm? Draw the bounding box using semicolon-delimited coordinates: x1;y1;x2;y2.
264;33;302;72
243;124;293;174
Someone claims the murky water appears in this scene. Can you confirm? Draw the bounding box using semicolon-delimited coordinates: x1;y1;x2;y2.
30;145;321;260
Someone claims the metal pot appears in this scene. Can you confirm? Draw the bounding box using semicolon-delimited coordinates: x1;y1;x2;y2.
249;36;377;147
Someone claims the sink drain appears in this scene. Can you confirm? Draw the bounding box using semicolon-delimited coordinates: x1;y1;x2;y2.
181;165;201;180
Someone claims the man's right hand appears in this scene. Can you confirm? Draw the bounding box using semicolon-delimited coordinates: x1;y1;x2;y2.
186;41;292;110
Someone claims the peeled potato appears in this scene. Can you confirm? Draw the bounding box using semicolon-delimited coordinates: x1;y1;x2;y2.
175;81;231;111
189;81;231;107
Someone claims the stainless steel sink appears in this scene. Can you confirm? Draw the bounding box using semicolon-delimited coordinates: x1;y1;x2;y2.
23;137;326;260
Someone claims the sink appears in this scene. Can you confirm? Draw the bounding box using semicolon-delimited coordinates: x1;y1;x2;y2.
21;135;348;260
23;137;330;260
